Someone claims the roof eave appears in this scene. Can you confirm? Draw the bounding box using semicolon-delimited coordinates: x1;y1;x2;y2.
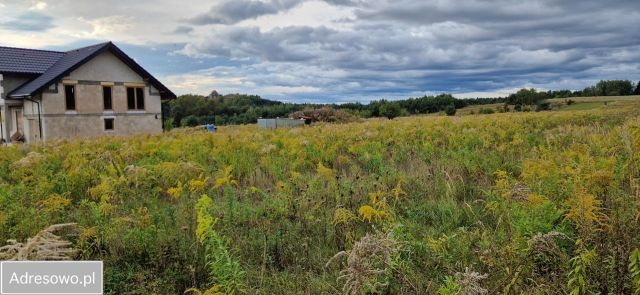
29;43;113;97
161;92;177;100
107;44;177;100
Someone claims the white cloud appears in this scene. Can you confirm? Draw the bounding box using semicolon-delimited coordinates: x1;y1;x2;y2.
77;15;135;38
242;1;355;30
29;1;47;10
162;71;246;96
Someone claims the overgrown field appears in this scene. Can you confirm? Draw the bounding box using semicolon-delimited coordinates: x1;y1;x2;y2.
2;105;640;294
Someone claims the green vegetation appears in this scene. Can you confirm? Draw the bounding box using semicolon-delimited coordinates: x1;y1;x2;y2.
444;104;456;116
2;101;640;294
581;80;635;97
165;80;640;127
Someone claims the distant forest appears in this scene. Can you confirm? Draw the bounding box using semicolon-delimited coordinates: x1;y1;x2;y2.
164;80;640;127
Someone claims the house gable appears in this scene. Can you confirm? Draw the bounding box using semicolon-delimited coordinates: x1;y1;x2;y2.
8;42;175;100
67;51;145;83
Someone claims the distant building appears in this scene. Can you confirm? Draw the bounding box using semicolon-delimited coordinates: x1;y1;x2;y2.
0;42;176;143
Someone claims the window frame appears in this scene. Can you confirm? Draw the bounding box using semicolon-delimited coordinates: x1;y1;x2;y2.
102;85;113;111
64;84;76;111
126;86;146;111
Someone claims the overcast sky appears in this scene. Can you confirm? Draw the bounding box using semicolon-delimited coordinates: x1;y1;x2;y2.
1;0;639;102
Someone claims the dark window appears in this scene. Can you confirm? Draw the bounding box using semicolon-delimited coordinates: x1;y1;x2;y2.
65;85;76;110
136;88;145;110
127;87;145;110
127;87;136;110
104;118;114;130
103;86;112;110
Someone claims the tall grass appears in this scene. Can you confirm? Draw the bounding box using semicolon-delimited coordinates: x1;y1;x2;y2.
1;106;639;293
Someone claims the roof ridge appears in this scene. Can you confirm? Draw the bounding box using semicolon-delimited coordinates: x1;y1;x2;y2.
0;45;64;54
66;41;111;53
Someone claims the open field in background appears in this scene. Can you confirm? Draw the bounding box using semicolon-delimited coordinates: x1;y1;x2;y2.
2;100;640;294
548;95;640;103
451;95;640;115
549;95;640;111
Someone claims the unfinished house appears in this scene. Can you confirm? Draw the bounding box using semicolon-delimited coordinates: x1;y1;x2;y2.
0;42;176;143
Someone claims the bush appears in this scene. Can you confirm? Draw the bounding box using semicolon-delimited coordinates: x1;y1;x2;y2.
181;115;200;127
290;107;357;123
514;104;523;112
535;102;551;112
164;118;174;130
499;104;510;113
479;108;495;114
445;104;457;116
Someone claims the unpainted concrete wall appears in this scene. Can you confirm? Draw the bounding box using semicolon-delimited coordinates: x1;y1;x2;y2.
43;113;161;140
38;51;163;140
67;51;144;82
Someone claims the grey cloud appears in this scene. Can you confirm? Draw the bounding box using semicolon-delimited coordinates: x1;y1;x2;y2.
173;25;193;34
1;12;54;32
187;0;364;25
188;0;303;25
322;0;365;6
179;0;640;100
354;0;633;25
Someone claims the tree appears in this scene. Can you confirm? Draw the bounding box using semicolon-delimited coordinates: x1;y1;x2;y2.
506;88;549;105
634;81;640;95
181;115;200;127
445;104;456;116
378;102;403;120
593;80;633;96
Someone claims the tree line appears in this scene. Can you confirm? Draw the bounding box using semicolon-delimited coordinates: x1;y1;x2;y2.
164;80;640;127
506;80;640;105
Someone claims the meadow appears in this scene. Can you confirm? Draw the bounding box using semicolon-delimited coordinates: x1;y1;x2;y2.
1;100;640;294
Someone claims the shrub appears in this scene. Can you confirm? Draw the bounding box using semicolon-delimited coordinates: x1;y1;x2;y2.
535;102;551;112
445;104;457;116
479;108;495;114
181;115;201;127
514;104;523;112
290;107;356;123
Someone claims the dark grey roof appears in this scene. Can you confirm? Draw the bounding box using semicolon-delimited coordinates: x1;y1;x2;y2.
10;42;109;97
5;42;176;99
0;46;64;74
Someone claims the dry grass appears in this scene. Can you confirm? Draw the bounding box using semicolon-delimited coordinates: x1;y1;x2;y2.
0;223;78;260
326;231;399;295
455;267;489;295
